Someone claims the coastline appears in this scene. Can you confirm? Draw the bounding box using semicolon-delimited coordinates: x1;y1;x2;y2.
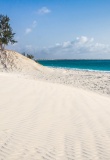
0;50;110;159
37;59;110;72
41;66;110;73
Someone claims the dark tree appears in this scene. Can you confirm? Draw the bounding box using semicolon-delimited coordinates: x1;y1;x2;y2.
0;14;17;51
27;54;34;59
22;52;26;56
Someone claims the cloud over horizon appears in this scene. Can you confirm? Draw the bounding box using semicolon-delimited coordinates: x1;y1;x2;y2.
7;36;110;59
35;36;110;59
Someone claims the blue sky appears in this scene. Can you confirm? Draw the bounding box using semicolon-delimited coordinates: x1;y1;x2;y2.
0;0;110;59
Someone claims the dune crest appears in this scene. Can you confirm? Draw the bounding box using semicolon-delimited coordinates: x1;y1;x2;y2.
0;50;45;74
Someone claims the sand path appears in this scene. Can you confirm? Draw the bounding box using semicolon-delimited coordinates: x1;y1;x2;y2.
0;73;110;160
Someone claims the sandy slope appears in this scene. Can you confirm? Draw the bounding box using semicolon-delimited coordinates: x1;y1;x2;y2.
0;50;48;74
37;68;110;96
1;50;110;96
0;72;110;160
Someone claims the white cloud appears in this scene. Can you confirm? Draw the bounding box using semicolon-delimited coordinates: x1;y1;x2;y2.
37;36;110;59
25;45;32;49
62;41;71;48
38;7;51;15
76;36;88;43
32;20;37;28
8;36;110;59
25;28;32;34
25;21;37;35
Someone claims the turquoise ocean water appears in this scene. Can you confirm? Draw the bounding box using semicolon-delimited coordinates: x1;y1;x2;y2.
37;60;110;72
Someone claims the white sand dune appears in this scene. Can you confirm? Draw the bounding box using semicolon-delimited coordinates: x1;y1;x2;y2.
0;72;110;160
0;50;49;74
1;50;110;96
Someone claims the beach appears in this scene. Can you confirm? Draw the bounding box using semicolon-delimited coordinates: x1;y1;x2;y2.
1;0;110;158
0;50;110;159
35;67;110;96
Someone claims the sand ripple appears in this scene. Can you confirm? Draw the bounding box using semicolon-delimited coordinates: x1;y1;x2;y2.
0;73;110;159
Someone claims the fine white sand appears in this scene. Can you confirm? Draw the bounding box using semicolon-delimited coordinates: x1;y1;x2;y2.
0;50;110;159
0;72;110;160
0;50;110;96
35;68;110;96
